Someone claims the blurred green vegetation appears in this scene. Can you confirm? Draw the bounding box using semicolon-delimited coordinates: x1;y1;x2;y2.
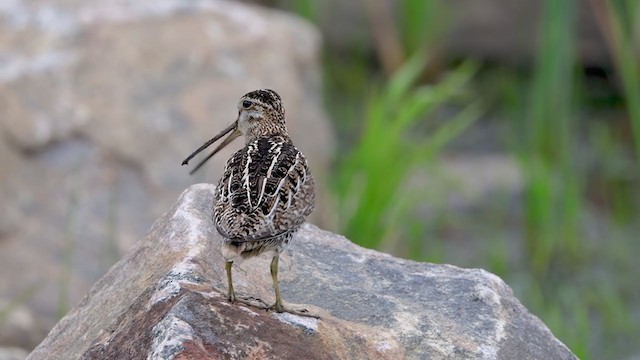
333;56;482;250
274;0;640;358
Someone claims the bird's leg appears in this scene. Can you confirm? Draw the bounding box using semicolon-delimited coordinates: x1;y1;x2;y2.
271;255;284;312
224;260;269;308
268;255;320;319
224;256;317;318
225;261;236;302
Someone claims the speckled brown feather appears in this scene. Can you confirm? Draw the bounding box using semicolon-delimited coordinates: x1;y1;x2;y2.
212;90;315;259
214;136;314;242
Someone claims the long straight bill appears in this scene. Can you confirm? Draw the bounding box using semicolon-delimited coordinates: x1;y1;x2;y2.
187;129;240;175
181;122;237;166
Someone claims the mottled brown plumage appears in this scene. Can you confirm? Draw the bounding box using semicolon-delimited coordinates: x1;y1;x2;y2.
182;89;315;316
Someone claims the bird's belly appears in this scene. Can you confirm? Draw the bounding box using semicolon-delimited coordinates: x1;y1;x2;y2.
220;231;293;261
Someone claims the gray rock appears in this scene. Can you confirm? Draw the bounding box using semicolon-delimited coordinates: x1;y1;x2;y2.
28;184;577;360
0;0;334;349
0;347;28;360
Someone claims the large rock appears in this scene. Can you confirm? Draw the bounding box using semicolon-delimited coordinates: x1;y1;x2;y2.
0;0;333;349
28;184;576;360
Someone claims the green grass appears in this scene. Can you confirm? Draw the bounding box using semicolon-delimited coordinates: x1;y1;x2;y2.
332;54;482;250
398;0;446;57
603;0;640;165
519;0;584;282
519;1;640;358
280;0;317;23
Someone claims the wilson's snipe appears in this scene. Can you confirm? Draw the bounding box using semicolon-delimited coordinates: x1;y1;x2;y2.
182;89;316;317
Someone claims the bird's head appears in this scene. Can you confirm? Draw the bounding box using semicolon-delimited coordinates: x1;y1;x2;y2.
181;89;288;174
236;89;287;141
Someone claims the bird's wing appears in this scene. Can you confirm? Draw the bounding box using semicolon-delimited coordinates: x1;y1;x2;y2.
213;137;315;241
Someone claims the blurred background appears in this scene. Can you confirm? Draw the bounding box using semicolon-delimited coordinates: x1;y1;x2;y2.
0;0;639;359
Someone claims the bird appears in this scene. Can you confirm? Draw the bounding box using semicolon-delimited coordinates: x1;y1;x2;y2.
181;89;316;317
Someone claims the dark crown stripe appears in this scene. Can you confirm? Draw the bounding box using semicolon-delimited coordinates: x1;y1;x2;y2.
245;89;282;111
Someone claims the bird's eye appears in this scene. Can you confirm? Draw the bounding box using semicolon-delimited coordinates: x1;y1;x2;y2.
242;100;252;109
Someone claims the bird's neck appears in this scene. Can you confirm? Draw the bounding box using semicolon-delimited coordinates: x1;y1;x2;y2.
245;126;290;145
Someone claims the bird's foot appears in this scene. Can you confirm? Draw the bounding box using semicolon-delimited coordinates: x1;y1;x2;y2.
230;295;270;308
225;291;319;319
267;303;320;319
225;286;269;308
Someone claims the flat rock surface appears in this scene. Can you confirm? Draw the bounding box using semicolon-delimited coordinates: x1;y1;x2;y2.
28;184;576;360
